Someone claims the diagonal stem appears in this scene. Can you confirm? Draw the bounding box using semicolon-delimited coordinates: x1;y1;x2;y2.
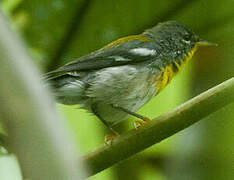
82;77;234;176
46;0;92;72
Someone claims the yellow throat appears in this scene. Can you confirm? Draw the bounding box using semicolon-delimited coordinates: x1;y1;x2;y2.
157;44;199;92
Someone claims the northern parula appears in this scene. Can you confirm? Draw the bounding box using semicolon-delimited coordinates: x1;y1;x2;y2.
45;21;215;140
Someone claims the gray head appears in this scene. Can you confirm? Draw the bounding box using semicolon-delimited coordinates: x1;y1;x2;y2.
143;21;215;63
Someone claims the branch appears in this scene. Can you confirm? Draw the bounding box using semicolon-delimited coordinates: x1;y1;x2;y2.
82;77;234;176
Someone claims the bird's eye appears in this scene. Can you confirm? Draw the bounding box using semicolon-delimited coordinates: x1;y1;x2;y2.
184;34;190;41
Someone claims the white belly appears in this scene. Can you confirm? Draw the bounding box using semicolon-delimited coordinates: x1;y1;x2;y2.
83;65;160;125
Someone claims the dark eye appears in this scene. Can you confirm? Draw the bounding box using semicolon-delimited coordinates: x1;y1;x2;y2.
184;34;190;41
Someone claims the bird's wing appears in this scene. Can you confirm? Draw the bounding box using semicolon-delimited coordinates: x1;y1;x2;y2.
44;35;159;79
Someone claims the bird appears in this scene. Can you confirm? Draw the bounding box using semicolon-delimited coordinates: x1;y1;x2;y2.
44;21;215;143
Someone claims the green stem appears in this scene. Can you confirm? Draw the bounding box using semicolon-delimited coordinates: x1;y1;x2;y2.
82;77;234;176
0;12;86;179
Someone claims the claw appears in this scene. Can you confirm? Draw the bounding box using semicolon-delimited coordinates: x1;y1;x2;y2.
134;117;151;130
104;132;119;145
134;121;142;129
142;117;151;122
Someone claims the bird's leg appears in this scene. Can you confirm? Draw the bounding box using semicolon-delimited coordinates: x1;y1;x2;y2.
111;105;151;129
91;104;119;145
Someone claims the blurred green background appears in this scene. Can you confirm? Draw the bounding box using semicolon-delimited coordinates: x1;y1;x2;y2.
0;0;234;179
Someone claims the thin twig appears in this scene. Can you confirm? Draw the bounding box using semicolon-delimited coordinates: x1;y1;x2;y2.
46;0;92;72
82;77;234;176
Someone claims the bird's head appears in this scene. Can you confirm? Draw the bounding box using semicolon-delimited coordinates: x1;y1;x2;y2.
144;21;216;64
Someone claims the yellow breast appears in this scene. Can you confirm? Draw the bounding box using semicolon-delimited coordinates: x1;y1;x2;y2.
156;45;198;93
157;65;175;92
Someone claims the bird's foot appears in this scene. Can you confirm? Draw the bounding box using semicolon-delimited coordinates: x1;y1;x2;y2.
104;131;120;145
134;117;151;129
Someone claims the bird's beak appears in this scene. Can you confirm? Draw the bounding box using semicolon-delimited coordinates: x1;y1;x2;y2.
196;39;218;47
